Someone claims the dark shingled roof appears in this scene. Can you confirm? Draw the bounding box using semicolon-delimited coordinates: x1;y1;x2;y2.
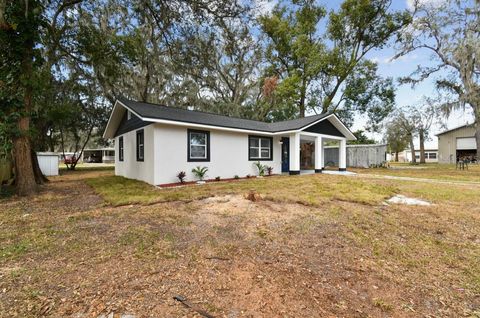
118;97;333;133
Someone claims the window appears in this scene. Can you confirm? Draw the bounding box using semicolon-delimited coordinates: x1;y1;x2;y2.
428;152;437;159
136;130;144;161
119;137;124;162
249;135;273;161
188;129;210;162
415;154;420;159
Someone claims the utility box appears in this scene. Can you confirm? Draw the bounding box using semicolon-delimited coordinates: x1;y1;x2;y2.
37;152;59;176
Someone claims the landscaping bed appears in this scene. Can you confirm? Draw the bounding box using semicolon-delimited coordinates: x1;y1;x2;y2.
158;174;278;188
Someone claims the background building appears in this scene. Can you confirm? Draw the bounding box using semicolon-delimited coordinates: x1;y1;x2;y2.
437;124;477;163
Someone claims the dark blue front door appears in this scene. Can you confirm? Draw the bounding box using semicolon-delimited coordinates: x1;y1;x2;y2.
281;137;289;172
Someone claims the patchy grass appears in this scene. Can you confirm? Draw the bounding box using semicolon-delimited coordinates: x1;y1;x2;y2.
86;173;397;206
354;163;480;182
1;169;480;317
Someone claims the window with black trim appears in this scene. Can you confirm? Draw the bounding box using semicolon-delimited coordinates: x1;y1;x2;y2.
136;130;144;161
119;136;124;162
188;129;210;162
249;136;272;161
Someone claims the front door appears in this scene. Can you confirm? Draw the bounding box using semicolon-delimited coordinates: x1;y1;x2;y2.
281;137;289;172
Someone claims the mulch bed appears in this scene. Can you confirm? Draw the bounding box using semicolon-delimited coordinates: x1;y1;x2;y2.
157;174;277;188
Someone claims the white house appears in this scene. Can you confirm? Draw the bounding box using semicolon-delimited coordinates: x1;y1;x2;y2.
103;98;356;185
387;148;438;163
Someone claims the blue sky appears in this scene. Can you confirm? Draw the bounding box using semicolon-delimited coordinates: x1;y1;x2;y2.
255;0;474;148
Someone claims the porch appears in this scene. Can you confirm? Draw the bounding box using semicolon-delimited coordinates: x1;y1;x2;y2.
279;132;347;175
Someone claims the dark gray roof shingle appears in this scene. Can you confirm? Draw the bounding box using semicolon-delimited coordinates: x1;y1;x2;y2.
119;97;332;133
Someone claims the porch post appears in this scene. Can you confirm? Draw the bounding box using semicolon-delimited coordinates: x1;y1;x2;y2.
339;138;347;171
314;136;323;173
321;139;325;169
289;132;300;175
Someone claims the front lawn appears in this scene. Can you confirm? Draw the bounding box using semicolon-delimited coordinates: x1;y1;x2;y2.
85;173;397;206
353;162;480;182
1;169;479;317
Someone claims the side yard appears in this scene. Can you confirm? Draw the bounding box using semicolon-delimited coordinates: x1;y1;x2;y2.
0;168;479;317
351;163;480;183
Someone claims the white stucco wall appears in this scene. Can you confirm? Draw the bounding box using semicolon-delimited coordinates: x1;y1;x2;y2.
115;124;155;184
114;123;282;185
153;123;281;185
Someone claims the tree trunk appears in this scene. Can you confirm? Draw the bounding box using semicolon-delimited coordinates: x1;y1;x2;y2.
14;8;38;196
31;150;48;184
299;87;306;118
395;151;399;162
475;111;480;160
419;130;425;164
13;128;38;196
299;72;307;118
409;136;416;164
475;126;480;161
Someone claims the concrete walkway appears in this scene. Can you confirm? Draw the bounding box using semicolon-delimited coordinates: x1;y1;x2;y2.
282;170;357;176
321;170;357;176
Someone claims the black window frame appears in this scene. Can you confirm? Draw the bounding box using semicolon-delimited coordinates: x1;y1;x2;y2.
136;129;144;162
187;129;210;162
119;136;124;162
248;135;273;161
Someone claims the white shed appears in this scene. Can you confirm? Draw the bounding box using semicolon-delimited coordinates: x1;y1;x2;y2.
36;152;59;176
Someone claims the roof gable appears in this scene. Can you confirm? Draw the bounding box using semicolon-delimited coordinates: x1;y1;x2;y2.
114;111;151;137
303;118;344;137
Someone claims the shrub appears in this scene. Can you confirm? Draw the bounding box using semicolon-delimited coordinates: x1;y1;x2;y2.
215;176;221;181
191;166;208;181
253;161;266;176
325;161;335;167
177;171;186;183
266;166;273;176
246;174;251;178
234;175;240;179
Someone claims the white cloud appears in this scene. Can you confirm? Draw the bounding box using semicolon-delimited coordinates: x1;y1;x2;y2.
406;0;447;11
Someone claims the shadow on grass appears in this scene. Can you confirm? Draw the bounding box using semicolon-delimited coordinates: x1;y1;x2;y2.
0;185;15;200
59;165;115;173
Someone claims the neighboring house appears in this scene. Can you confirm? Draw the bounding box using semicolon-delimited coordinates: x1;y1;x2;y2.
405;149;438;163
413;149;438;163
387;149;438;163
436;124;477;163
103;98;356;185
82;148;115;163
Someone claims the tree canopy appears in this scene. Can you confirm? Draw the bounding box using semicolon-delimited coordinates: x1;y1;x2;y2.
1;0;413;195
395;0;480;154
